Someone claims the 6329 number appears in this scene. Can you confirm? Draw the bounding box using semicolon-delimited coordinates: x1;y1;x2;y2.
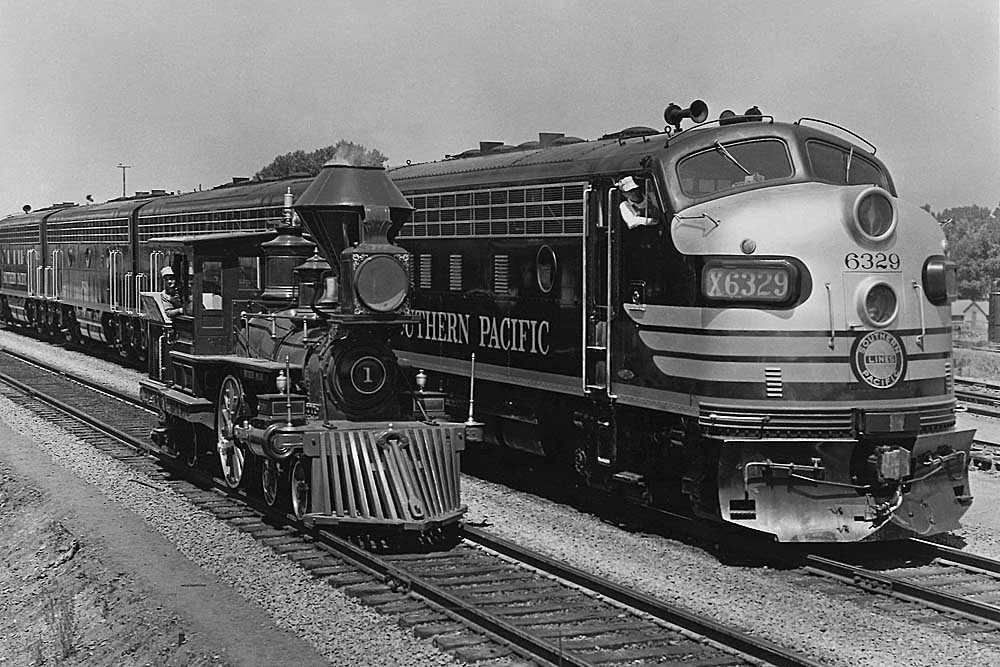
844;252;900;271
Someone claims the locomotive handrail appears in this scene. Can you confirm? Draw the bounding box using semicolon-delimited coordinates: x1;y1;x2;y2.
134;273;147;313
109;249;121;311
663;115;775;145
149;251;164;292
824;282;835;349
26;250;36;296
50;249;61;299
795;117;877;154
124;272;133;314
581;185;591;394
604;188;616;401
912;280;926;349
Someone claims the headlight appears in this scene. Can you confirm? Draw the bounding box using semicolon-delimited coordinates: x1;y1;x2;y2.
860;282;898;327
853;188;897;241
922;256;957;306
354;255;409;312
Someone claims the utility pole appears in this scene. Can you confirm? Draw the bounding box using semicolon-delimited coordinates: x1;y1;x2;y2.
117;163;131;197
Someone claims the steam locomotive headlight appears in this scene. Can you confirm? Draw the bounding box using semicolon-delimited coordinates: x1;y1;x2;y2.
922;256;957;306
860;282;898;327
354;255;409;312
853;188;897;241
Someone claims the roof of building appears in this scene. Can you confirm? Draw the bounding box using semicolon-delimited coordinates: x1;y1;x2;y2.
952;299;989;318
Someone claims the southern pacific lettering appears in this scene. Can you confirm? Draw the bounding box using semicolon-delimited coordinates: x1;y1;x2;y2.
402;309;550;355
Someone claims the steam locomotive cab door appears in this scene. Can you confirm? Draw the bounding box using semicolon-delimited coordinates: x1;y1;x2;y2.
582;182;618;465
193;256;233;355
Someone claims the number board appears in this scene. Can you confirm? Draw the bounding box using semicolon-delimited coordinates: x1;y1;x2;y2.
702;260;795;304
350;356;387;395
843;252;901;271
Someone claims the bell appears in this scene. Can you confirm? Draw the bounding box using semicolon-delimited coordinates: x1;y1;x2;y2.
315;274;341;314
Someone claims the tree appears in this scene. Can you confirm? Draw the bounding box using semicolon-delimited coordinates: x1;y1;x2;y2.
255;140;387;179
940;205;1000;299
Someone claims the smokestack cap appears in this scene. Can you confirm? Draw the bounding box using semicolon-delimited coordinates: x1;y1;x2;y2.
295;164;413;212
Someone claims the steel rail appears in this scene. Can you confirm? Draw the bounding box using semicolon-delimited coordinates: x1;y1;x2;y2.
908;538;1000;577
463;526;825;667
802;553;1000;627
313;527;596;667
0;345;144;407
0;352;152;450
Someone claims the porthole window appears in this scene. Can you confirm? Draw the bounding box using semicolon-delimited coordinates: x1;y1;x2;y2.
536;245;557;294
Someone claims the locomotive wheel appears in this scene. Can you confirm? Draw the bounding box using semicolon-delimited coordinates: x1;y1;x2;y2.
290;457;311;519
216;375;247;488
262;459;280;507
185;423;209;468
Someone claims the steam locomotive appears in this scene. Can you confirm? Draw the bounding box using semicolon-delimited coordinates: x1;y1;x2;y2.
387;101;973;542
0;164;468;531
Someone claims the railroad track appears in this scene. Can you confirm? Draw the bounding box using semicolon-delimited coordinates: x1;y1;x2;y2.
955;377;1000;415
952;377;1000;468
0;347;822;667
793;541;1000;639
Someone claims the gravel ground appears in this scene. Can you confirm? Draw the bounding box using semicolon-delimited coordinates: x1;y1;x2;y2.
0;332;458;666
4;329;1000;666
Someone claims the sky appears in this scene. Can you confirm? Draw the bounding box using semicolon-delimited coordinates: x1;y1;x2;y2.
1;0;997;217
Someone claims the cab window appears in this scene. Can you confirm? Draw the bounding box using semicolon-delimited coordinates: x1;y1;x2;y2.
677;139;792;198
806;140;888;188
201;260;223;311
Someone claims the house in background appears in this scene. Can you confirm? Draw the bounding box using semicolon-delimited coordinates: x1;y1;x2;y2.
952;299;989;340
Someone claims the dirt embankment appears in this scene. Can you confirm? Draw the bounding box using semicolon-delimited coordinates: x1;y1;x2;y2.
0;462;231;666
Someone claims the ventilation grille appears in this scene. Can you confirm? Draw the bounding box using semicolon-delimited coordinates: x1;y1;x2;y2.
419;254;432;290
700;399;957;438
493;254;510;295
401;182;587;238
449;254;462;291
764;367;783;398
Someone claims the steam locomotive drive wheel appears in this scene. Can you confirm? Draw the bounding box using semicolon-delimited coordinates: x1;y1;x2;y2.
216;375;247;488
261;459;280;507
290;457;310;519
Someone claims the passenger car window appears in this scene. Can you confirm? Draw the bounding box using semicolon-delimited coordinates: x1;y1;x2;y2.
806;140;887;188
677;139;792;198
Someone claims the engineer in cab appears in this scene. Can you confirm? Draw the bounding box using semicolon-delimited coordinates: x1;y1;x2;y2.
159;267;184;319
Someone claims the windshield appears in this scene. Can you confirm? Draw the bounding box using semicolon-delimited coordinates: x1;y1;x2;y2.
806;140;888;188
677;139;793;198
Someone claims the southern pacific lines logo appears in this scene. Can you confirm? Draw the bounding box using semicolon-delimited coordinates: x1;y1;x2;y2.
850;330;906;389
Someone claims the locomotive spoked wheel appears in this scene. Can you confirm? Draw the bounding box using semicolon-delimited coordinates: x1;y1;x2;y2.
290;457;311;519
185;423;208;468
261;459;280;507
216;375;247;488
573;447;591;485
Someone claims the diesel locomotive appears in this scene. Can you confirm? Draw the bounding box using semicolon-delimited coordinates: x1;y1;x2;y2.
0;164;468;531
388;101;973;542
